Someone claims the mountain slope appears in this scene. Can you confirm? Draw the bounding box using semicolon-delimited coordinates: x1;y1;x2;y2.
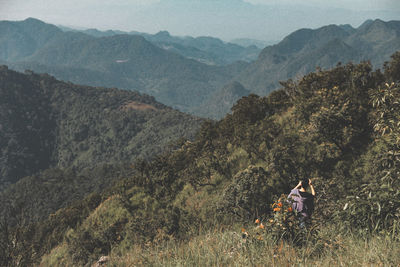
234;19;400;96
0;18;62;62
0;66;203;191
194;81;250;119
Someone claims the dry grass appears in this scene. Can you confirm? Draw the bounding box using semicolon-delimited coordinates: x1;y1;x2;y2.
107;225;400;267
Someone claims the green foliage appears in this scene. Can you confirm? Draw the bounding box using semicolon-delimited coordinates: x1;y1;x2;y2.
65;195;131;263
336;80;400;235
219;166;275;220
0;67;200;265
267;196;304;242
384;51;400;82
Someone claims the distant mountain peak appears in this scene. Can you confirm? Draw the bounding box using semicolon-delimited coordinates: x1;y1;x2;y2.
367;19;387;29
357;19;387;32
23;17;45;23
155;31;171;37
339;24;356;34
358;19;374;28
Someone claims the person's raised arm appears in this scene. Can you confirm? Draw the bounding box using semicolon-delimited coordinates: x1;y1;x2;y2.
309;179;316;196
293;181;302;190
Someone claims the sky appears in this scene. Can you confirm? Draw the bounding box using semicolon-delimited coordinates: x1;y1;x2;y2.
0;0;399;42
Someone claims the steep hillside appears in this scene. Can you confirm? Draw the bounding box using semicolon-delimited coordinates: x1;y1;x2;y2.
3;52;399;267
0;66;56;186
0;18;62;62
197;19;400;118
194;81;250;119
235;19;400;96
0;66;203;191
346;19;400;65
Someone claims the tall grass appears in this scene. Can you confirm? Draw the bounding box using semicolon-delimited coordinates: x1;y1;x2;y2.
107;224;400;267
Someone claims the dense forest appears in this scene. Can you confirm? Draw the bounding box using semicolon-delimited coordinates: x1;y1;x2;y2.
1;52;399;266
0;66;204;227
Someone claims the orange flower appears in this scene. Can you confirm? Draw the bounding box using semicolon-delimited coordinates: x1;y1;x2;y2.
287;207;293;212
259;223;265;229
273;207;281;212
255;219;260;224
241;228;246;233
277;202;283;207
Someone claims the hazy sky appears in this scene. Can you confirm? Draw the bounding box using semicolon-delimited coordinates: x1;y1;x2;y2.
0;0;399;41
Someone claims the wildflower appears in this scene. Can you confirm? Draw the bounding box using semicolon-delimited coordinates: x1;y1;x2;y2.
287;207;293;212
277;202;282;207
269;219;274;223
259;223;265;229
241;228;248;238
255;219;260;224
273;207;281;212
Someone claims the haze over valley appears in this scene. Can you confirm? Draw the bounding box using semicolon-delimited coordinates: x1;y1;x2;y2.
1;18;400;119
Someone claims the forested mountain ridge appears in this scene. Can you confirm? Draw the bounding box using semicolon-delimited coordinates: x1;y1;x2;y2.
0;18;243;115
65;27;261;65
0;18;62;62
236;19;400;96
15;33;237;113
0;66;203;191
2;52;399;266
0;18;259;66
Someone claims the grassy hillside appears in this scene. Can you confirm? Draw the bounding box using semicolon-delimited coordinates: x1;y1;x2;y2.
2;52;399;266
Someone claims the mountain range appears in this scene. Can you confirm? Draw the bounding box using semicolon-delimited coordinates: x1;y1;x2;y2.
1;18;248;116
69;27;262;66
1;18;399;119
235;19;400;96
